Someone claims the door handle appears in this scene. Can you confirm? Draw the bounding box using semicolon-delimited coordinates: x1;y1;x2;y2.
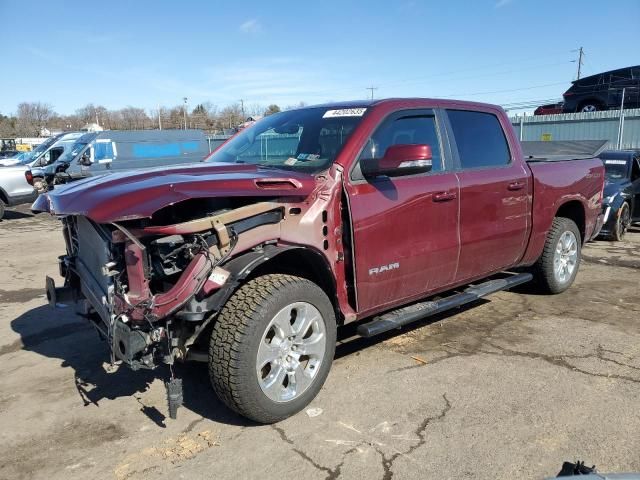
433;191;457;202
508;181;526;191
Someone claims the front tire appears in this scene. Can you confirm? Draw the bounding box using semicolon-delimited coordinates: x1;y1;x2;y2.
209;274;337;423
533;217;582;294
611;202;631;241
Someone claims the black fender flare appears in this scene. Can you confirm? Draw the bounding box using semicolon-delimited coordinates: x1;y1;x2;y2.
181;244;321;347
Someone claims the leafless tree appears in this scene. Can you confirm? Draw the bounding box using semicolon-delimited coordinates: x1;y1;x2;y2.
16;102;55;136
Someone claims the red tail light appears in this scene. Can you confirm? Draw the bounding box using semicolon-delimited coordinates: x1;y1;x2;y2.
25;170;34;186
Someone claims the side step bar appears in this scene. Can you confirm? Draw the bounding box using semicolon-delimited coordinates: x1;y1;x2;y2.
356;272;533;338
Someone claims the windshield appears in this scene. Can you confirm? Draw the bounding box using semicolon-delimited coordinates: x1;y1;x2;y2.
57;142;88;164
603;159;629;181
206;107;366;173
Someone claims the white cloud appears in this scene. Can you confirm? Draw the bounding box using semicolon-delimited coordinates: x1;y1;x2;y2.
239;19;261;34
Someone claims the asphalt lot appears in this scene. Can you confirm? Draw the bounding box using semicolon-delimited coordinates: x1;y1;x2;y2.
0;204;639;480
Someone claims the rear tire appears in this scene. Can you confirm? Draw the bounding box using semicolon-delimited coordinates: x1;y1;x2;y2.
209;274;336;423
611;202;631;241
533;217;582;294
578;101;603;113
0;200;5;220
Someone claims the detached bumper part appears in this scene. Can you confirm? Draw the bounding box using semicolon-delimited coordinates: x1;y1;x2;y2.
45;276;75;307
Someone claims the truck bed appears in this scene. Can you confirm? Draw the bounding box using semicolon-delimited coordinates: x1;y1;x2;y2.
522;140;609;162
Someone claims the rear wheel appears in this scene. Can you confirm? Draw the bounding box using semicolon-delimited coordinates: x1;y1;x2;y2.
0;200;5;220
611;202;631;241
209;274;336;423
533;217;581;294
578;101;603;113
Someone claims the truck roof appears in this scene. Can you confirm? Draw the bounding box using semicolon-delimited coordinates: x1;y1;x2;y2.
304;98;506;112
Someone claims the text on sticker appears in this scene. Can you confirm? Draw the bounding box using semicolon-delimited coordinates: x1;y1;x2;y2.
323;108;367;118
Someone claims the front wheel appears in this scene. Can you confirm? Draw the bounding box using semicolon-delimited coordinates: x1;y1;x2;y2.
611;202;631;241
209;274;337;423
533;217;582;294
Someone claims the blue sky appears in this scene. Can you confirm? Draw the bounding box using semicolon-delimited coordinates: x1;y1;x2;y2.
0;0;638;115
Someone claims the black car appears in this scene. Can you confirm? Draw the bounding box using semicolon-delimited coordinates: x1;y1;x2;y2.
562;66;640;113
599;150;640;240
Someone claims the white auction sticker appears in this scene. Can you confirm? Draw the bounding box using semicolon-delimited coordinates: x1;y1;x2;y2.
604;160;627;165
323;108;367;118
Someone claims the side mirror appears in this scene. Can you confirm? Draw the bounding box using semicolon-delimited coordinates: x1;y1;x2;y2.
361;144;433;178
79;151;92;166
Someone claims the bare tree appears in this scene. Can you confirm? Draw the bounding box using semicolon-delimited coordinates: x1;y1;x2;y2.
119;106;149;130
16;102;55;136
218;103;244;130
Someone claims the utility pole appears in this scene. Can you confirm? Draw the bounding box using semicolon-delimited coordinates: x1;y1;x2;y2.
239;99;245;118
617;87;626;149
575;47;584;80
183;97;188;130
366;86;378;100
158;104;162;130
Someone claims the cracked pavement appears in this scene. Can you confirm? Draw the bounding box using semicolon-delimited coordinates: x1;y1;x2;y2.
1;207;639;479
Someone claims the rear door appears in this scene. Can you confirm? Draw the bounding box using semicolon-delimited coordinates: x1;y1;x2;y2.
345;109;460;314
445;108;531;282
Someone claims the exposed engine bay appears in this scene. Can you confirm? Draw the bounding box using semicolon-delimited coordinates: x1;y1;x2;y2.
52;200;286;370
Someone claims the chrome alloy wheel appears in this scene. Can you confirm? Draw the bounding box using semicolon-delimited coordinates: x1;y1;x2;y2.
256;302;327;403
553;231;578;284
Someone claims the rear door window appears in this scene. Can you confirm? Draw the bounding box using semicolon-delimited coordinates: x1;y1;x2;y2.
446;110;511;169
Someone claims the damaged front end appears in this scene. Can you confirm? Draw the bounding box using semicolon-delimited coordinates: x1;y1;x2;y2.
38;161;350;418
47;200;286;371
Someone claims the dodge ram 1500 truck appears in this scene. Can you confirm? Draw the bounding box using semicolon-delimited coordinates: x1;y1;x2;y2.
35;99;605;423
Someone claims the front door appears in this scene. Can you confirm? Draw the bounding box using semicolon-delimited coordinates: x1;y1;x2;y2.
444;109;531;282
345;110;460;314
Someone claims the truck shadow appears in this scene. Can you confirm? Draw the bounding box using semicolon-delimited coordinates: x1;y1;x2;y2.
9;304;254;428
10;299;489;427
0;209;34;221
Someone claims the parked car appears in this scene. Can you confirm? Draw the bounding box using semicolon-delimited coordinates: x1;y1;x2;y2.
0;165;36;220
534;102;564;115
0;151;27;165
562;65;640;113
42;129;209;188
0;150;19;159
37;99;605;423
598;150;640;240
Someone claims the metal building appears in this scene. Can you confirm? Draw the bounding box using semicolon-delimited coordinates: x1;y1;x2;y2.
510;108;640;150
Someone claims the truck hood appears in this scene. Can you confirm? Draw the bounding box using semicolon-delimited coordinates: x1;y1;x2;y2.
32;162;317;223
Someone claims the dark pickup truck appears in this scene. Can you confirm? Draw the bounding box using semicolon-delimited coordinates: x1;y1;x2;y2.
35;99;605;423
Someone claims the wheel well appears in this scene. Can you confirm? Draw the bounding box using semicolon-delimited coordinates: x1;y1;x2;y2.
556;201;585;242
0;188;8;205
246;248;342;324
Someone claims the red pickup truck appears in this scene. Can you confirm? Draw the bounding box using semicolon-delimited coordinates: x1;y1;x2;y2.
36;99;605;423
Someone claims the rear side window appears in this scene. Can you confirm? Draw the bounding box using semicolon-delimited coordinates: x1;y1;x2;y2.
359;115;442;172
447;110;511;169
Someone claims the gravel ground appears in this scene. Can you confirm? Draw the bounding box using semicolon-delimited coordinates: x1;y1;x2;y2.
0;205;639;480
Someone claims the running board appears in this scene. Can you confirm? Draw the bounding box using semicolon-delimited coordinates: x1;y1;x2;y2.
356;273;533;338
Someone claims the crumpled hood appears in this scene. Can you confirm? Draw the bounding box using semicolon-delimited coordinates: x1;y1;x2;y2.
32;162;317;223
